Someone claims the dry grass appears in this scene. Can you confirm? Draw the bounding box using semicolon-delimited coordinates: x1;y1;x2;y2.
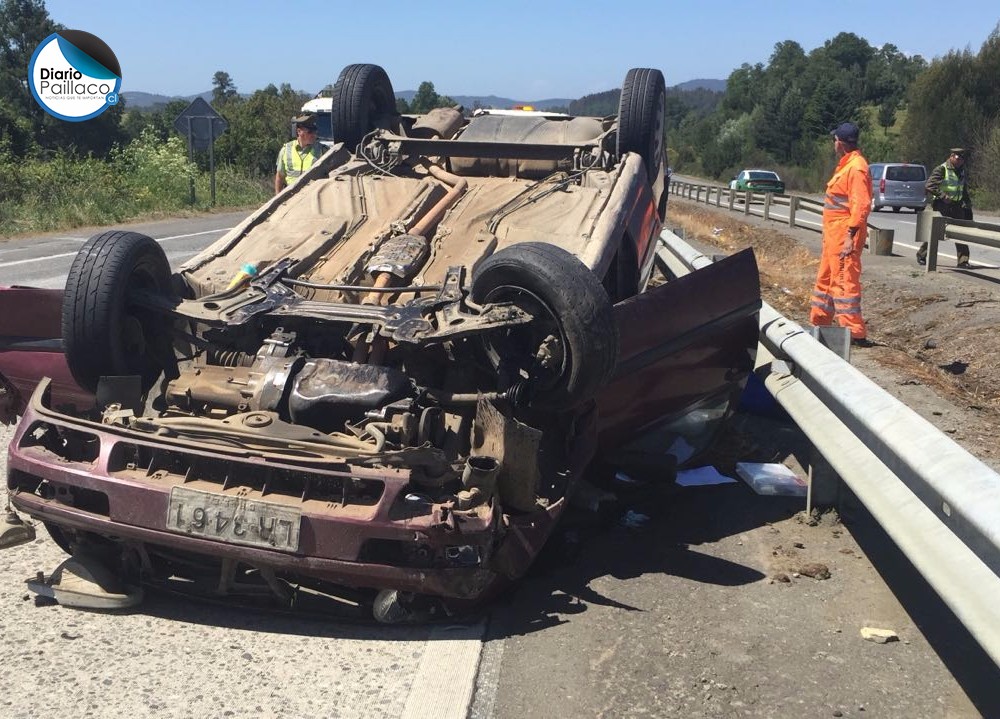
666;200;1000;414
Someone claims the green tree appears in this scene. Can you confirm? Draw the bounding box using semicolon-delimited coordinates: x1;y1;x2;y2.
212;70;238;105
409;81;455;113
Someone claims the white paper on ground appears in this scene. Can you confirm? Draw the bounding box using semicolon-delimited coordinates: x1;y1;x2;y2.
676;466;738;487
735;462;807;496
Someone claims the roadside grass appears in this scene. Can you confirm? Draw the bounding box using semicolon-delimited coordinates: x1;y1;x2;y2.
0;130;269;238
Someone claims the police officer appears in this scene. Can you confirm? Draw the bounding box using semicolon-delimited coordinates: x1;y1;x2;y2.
917;148;973;268
274;114;324;194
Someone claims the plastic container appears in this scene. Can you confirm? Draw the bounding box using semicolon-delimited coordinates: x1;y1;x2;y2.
735;462;807;497
227;262;259;290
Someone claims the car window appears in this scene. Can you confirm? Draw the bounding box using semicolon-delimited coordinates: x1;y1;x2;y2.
748;171;779;181
886;165;926;182
869;165;884;180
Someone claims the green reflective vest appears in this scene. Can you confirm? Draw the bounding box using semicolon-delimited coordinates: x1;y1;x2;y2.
280;141;323;184
940;163;964;201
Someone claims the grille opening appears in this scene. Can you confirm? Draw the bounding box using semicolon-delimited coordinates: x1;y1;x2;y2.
19;421;100;463
107;442;384;505
8;471;111;517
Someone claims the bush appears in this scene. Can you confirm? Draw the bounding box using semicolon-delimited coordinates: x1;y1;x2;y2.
0;131;269;237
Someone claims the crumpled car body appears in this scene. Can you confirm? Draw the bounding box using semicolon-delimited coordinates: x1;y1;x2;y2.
1;65;760;620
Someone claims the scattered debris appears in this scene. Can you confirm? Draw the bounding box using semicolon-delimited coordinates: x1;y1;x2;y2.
860;627;899;644
676;466;737;487
620;510;650;530
1;511;36;549
27;552;143;610
771;573;791;584
793;542;805;549
923;339;937;349
735;462;807;496
798;562;831;580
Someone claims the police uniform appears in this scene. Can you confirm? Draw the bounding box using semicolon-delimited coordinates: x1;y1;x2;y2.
917;148;973;267
275;115;324;190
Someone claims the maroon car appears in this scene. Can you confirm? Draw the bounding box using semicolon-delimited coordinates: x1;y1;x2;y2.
1;64;760;621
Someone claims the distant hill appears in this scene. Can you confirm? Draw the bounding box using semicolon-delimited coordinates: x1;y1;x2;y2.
124;80;724;113
122;90;214;109
125;88;572;112
673;78;726;92
395;90;572;111
570;79;726;119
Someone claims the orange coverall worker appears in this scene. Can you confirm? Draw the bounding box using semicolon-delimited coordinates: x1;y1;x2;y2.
810;149;872;340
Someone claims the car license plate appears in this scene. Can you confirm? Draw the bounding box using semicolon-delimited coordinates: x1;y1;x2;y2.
166;487;301;552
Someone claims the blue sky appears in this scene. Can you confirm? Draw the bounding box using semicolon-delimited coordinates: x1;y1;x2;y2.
44;0;1000;100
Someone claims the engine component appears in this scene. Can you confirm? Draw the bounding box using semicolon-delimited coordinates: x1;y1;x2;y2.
409;107;464;140
288;359;411;432
164;356;302;415
365;234;429;282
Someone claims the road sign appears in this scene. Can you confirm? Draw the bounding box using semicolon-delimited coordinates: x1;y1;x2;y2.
173;97;228;151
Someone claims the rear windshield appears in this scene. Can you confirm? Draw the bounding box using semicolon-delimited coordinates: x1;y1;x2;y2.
885;165;926;182
748;171;779;181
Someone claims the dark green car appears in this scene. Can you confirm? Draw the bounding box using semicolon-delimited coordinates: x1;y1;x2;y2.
730;169;785;194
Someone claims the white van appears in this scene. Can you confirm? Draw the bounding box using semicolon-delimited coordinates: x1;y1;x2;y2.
869;163;927;213
298;97;334;145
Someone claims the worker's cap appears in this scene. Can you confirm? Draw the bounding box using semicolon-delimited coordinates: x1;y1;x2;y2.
292;113;318;130
949;147;967;157
830;122;860;143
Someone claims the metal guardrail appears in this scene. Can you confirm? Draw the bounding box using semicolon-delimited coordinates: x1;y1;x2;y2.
914;211;1000;272
669;179;896;255
656;230;1000;668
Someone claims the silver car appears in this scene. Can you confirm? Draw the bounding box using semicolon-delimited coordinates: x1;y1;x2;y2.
869;162;927;213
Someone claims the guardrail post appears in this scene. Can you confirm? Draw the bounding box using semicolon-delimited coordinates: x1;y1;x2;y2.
743;191;751;215
789;196;799;228
870;227;894;256
728;188;735;211
715;187;722;207
763;192;772;221
927;214;946;272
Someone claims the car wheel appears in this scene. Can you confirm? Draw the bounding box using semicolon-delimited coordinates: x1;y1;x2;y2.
472;242;618;411
331;63;397;150
617;68;666;195
62;230;173;393
892;206;901;213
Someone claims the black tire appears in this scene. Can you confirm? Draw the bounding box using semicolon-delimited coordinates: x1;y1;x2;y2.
472;243;618;411
892;206;901;213
617;68;666;184
332;63;397;150
62;230;173;393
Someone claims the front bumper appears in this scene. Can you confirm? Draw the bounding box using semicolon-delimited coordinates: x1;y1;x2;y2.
7;380;560;601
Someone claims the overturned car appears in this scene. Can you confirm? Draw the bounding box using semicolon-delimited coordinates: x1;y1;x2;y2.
0;64;760;620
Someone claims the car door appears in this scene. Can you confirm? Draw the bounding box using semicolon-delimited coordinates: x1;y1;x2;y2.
0;287;91;423
596;248;760;454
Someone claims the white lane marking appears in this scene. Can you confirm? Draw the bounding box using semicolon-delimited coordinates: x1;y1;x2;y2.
400;622;485;719
891;241;1000;269
0;227;234;269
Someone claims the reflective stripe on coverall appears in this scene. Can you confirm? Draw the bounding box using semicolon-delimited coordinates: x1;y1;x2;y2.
809;149;872;339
